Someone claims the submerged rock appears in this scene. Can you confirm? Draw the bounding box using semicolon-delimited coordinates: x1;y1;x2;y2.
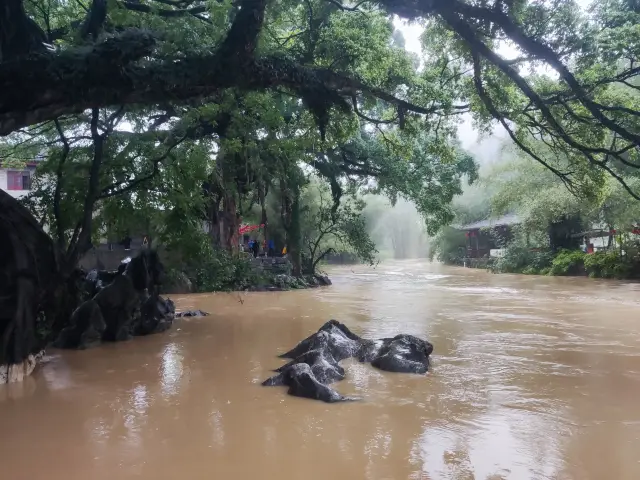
0;351;45;384
133;295;175;335
84;269;120;297
53;300;106;349
370;334;433;374
260;273;333;291
175;310;210;318
263;363;357;403
270;348;346;385
314;274;332;286
264;320;433;403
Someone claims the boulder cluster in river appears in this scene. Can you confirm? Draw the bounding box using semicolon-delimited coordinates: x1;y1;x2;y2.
54;250;176;349
263;320;433;403
53;251;209;350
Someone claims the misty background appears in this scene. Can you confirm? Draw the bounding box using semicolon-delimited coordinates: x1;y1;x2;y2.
359;21;513;261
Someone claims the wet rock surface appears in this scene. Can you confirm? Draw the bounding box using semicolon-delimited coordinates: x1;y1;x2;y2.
54;250;176;349
134;295;176;336
175;310;210;318
263;320;433;403
249;272;333;291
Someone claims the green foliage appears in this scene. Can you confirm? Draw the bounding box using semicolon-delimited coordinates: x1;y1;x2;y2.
549;250;586;276
583;251;631;279
190;248;263;292
429;227;467;264
300;180;377;273
0;157;27;170
4;0;478;272
487;144;599;234
489;244;553;275
9;0;640;283
339;131;478;235
418;0;640;199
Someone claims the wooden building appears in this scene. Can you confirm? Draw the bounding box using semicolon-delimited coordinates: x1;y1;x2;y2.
458;214;520;259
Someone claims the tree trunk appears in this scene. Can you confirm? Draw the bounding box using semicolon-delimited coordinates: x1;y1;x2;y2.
289;193;302;276
259;182;268;248
0;190;58;380
206;191;222;248
221;194;239;253
0;0;48;62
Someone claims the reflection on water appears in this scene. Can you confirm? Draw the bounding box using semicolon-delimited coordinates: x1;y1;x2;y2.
1;261;640;480
159;343;184;398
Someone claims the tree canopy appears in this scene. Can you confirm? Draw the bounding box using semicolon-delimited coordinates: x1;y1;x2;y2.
1;0;480;276
1;0;639;200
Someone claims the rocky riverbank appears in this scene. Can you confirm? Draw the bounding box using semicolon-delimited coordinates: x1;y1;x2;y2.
249;272;332;291
246;256;333;291
162;255;333;294
1;251;333;384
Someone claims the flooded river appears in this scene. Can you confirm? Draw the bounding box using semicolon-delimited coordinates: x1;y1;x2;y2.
2;261;640;479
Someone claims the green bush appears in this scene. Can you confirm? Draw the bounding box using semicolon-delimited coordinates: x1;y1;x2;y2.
583;251;630;279
549;250;585;276
490;244;553;274
192;248;264;292
430;227;467;265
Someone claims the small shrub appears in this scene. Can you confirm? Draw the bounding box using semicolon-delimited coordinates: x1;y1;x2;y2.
583;251;630;279
549;250;585;276
490;245;553;274
430;227;467;265
190;248;264;292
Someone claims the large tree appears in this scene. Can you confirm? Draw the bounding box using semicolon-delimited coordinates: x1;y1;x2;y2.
1;0;639;372
1;0;638;197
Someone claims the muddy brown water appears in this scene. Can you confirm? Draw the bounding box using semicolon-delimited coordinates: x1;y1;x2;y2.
2;261;640;480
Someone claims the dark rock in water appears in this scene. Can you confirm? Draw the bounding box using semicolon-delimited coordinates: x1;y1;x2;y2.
54;250;173;349
53;300;106;349
265;273;332;291
279;319;362;361
84;268;120;297
133;295;175;335
272;348;345;384
264;319;433;403
175;310;210;318
95;275;140;342
315;274;332;286
263;363;357;403
370;335;432;374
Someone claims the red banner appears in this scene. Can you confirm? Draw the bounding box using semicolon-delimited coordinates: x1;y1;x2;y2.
238;223;264;235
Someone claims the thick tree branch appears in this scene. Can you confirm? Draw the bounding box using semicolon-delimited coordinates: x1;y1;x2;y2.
120;1;209;19
0;27;441;135
0;0;50;61
98;133;188;198
65;108;104;268
471;53;574;188
81;0;108;39
446;0;640;146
